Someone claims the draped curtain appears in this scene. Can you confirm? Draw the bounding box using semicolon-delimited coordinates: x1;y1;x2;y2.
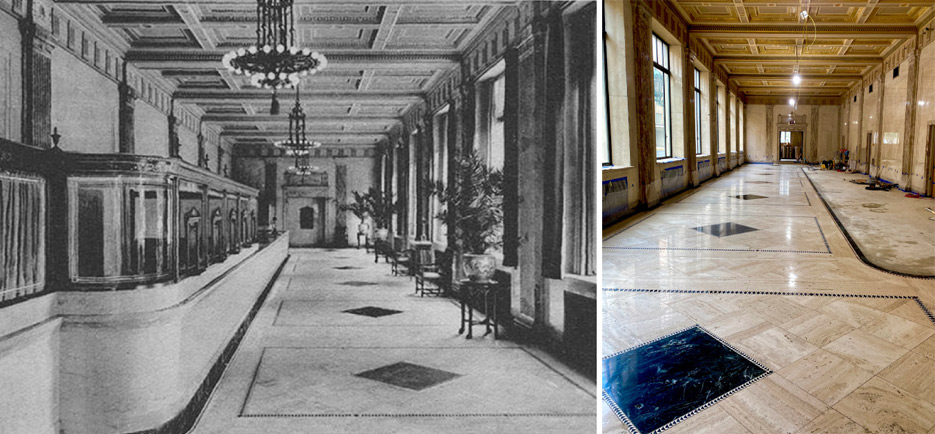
0;172;45;302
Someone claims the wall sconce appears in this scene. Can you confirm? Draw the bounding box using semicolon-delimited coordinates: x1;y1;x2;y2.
50;127;62;149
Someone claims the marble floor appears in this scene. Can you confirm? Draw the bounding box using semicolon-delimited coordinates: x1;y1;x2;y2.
190;248;595;434
602;164;935;434
804;169;935;276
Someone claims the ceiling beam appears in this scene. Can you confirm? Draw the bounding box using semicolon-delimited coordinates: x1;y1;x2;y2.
737;85;851;91
175;90;424;104
715;56;880;65
59;0;517;4
126;51;460;70
676;0;933;5
728;74;863;81
203;115;400;123
221;131;387;140
691;25;917;39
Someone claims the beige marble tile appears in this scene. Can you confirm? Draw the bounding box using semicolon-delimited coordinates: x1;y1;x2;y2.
665;405;751;434
783;313;854;348
860;313;935;350
704;312;769;340
890;301;935;330
915;335;935;361
823;329;908;374
739;327;818;371
721;375;827;434
848;297;907;313
671;297;736;322
795;409;872;434
834;377;935;434
748;298;813;326
819;300;887;328
786;296;840;310
778;350;873;406
879;351;935;405
621;311;696;342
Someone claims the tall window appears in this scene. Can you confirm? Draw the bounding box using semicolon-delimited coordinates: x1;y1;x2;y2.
432;108;449;243
780;131;791;144
715;87;720;154
652;34;672;159
694;68;702;155
475;63;506;170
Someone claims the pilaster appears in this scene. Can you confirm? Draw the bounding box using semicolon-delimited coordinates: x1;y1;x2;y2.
765;104;774;163
19;19;54;148
683;49;698;186
118;77;136;154
709;73;720;173
632;0;659;205
901;48;920;189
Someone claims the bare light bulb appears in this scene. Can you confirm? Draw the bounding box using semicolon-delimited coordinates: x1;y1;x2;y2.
789;98;796;106
792;74;802;85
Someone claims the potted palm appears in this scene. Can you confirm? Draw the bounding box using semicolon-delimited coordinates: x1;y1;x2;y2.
432;150;503;282
343;188;395;241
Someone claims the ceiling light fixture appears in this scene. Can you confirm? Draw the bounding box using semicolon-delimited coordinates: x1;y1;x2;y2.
789;98;796;106
792;74;802;85
273;85;322;177
222;0;327;113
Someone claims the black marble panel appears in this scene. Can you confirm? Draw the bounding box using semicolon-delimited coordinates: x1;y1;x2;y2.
693;222;758;237
343;306;402;317
334;266;362;270
340;281;379;286
355;362;461;391
732;194;767;200
603;326;770;434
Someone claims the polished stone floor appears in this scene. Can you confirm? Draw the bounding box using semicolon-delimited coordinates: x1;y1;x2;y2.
804;169;935;276
603;164;935;434
190;248;595;434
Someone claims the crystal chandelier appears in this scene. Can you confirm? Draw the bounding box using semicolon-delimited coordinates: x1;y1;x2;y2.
222;0;327;112
274;86;321;176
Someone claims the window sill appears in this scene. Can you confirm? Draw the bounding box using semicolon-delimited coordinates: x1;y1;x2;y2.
602;165;634;171
656;157;685;164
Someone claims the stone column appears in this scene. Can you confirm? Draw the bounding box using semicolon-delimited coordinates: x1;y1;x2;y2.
168;101;180;158
735;96;742;165
901;48;920;189
765;104;774;163
709;73;720;174
631;0;659;204
873;74;885;178
809;106;820;163
502;46;520;267
683;50;698;187
19;20;53;148
855;88;865;172
416;113;432;240
118;77;136;154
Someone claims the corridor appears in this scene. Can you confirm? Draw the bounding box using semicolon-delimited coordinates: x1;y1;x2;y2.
192;248;595;434
602;164;935;434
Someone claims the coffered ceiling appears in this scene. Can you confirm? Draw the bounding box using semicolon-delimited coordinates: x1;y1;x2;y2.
58;1;515;147
672;0;934;99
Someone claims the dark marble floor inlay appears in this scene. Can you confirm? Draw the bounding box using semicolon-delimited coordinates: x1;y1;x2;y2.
355;362;460;391
693;222;758;237
743;181;771;184
603;326;770;434
340;281;379;286
343;306;402;318
334;266;362;270
732;194;767;200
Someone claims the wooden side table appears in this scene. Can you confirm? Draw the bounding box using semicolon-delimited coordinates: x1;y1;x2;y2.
458;279;499;339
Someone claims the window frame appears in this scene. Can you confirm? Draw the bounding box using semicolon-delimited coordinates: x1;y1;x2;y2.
652;33;673;160
694;68;703;155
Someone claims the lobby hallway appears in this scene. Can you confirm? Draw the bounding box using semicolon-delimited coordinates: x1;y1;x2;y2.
191;248;595;434
603;164;935;434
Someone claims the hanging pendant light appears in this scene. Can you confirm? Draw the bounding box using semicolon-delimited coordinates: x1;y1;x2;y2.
273;85;321;177
222;0;328;112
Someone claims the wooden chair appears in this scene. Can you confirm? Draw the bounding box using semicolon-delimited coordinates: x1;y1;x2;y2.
391;248;413;277
414;249;443;297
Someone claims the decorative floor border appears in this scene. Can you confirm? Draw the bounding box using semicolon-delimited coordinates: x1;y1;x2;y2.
604;214;832;254
602;288;935;327
801;168;935;280
602;324;772;434
603;246;831;254
240;412;595;418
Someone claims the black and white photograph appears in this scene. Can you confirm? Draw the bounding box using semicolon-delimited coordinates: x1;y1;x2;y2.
0;0;598;433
